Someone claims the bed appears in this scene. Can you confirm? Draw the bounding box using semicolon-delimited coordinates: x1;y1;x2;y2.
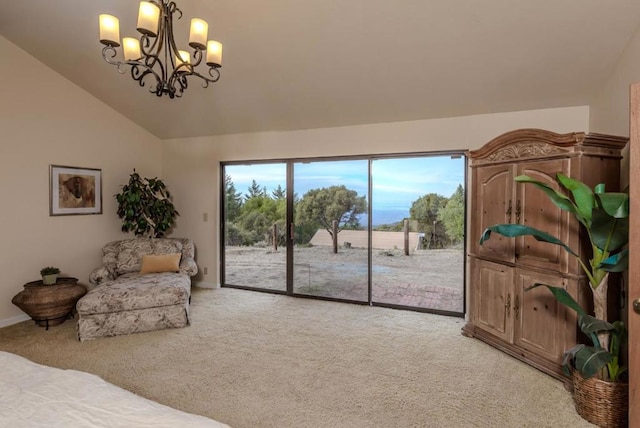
0;351;230;427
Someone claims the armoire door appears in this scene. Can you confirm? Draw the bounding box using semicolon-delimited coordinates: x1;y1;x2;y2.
470;257;514;342
515;158;570;273
471;164;514;263
513;268;576;364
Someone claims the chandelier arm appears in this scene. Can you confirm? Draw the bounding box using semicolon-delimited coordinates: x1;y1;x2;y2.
139;34;161;70
167;72;187;98
189;68;221;88
101;43;164;94
130;65;164;96
206;66;222;82
191;49;204;68
166;7;184;73
139;34;157;57
157;7;170;83
101;46;120;66
167;1;181;19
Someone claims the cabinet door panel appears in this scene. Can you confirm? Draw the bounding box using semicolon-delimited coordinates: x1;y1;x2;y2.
471;258;514;342
516;159;569;272
514;269;576;363
472;165;514;262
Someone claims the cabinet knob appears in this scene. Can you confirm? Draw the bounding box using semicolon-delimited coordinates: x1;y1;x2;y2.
633;298;640;314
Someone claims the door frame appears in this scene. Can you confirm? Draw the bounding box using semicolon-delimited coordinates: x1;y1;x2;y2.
628;83;639;426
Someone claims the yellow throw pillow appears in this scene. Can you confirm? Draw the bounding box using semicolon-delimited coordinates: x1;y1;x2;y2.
140;253;181;274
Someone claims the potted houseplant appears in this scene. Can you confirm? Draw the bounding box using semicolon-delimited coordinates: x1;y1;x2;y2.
115;170;179;238
40;266;61;285
480;173;628;427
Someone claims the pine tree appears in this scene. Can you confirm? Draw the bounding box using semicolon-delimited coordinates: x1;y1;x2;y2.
246;179;266;200
225;175;243;221
272;184;286;200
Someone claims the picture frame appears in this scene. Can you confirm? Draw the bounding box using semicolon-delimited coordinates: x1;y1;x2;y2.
50;165;102;216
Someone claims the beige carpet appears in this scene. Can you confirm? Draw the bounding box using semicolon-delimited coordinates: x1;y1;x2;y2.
0;287;593;428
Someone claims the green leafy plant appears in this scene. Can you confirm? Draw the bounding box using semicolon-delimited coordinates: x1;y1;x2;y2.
480;173;628;381
115;170;179;238
530;284;627;381
40;266;60;276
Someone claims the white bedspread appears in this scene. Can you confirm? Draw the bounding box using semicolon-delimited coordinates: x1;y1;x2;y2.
0;351;230;428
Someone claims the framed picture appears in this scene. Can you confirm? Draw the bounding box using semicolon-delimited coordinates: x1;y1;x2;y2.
50;165;102;216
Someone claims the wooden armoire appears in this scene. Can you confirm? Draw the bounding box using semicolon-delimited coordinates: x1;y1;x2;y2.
462;128;627;383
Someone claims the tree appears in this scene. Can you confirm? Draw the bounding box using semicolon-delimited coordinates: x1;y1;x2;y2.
295;186;366;248
272;184;286;200
246;179;267;200
410;193;448;248
438;184;464;245
225;175;243;222
235;196;285;245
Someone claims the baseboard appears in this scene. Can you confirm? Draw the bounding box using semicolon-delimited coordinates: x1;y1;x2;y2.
0;314;30;328
194;281;220;289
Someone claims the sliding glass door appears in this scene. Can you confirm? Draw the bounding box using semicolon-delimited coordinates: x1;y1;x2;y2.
222;162;287;291
292;159;369;301
222;153;465;316
371;156;465;313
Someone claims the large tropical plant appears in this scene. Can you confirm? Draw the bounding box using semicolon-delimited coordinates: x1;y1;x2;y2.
479;173;629;381
115;170;179;238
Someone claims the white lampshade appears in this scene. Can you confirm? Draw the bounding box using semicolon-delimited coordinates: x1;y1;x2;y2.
99;14;121;47
137;1;160;36
189;18;208;49
206;40;222;67
176;50;191;72
123;37;141;61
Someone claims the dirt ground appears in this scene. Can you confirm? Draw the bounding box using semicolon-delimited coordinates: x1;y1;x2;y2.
224;245;464;313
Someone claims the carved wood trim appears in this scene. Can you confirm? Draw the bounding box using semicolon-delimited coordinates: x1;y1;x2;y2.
467;128;627;163
468;129;582;160
483;142;570;162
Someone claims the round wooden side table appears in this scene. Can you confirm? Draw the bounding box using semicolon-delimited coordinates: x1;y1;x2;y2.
12;277;87;329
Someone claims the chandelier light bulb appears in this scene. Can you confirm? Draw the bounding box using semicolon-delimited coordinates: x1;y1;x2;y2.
99;14;120;47
189;18;208;49
176;50;191;72
123;37;142;61
137;1;160;36
206;40;223;67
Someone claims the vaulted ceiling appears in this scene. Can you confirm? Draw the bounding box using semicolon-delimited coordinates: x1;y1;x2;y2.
2;1;640;139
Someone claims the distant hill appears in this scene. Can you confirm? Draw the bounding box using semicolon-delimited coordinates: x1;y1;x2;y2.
359;209;409;227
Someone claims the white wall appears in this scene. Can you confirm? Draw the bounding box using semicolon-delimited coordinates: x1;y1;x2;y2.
0;36;162;325
591;24;640;137
590;22;640;187
162;106;589;287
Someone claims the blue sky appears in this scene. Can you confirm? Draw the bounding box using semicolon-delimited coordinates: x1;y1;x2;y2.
225;155;464;211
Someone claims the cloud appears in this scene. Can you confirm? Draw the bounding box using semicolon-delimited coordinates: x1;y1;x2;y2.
225;155;464;206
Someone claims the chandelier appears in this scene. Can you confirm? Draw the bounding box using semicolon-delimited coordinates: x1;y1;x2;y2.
98;1;223;98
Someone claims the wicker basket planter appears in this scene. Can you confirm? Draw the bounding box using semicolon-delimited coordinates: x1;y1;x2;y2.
12;277;86;329
572;369;628;428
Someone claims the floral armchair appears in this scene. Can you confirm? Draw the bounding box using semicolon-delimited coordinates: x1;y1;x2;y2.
76;238;198;342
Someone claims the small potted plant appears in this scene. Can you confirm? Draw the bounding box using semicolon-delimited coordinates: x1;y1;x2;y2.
40;266;61;285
